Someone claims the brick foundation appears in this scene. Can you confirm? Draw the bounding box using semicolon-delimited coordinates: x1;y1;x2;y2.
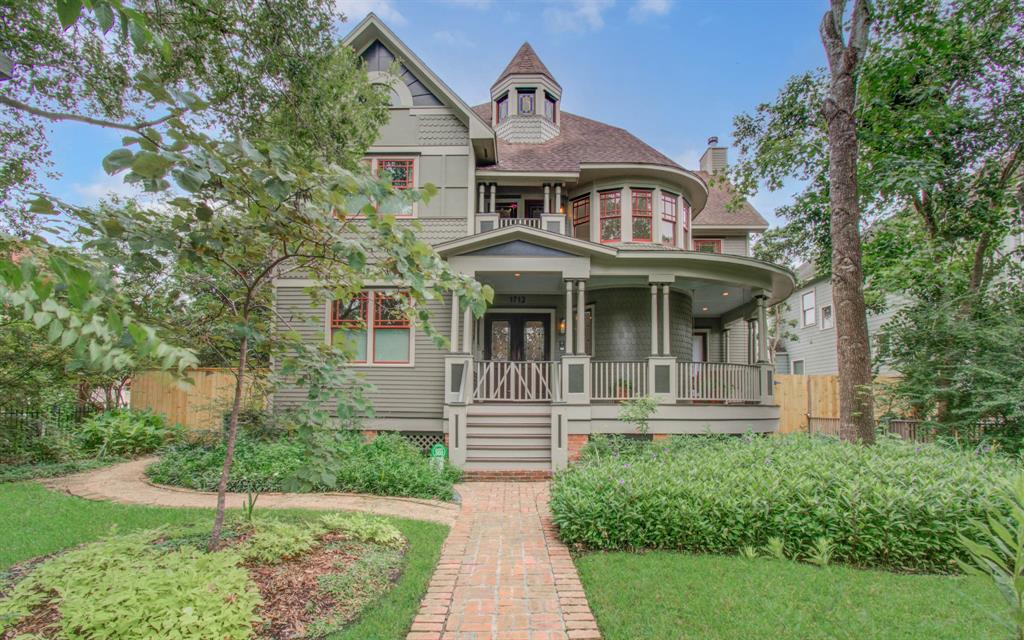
362;429;378;442
652;433;670;441
568;434;589;462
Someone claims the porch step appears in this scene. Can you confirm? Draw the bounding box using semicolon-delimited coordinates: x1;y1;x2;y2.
464;457;552;471
461;469;552;482
467;434;549;447
465;446;549;459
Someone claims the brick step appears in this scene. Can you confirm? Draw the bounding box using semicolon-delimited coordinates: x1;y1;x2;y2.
460;469;553;481
464;456;552;470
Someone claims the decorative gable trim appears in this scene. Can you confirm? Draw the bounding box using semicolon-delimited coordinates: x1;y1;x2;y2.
464;240;577;258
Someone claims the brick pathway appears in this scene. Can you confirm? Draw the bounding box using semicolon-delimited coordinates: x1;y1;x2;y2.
40;457;459;525
408;482;600;640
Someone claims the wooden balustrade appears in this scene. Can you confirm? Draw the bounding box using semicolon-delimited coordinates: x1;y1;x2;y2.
679;361;762;402
473;360;557;402
496;217;542;229
591;361;648;400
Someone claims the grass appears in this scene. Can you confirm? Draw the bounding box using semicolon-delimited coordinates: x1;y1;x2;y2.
576;551;1011;640
0;482;447;639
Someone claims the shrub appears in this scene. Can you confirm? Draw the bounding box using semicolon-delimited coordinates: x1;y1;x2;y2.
77;409;183;457
320;512;404;548
0;530;261;638
550;434;1016;573
241;519;321;564
147;431;461;500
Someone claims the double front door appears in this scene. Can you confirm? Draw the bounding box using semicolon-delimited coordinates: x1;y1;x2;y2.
484;313;550;361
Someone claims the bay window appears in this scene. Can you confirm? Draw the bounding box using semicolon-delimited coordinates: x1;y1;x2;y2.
571;195;590;241
660;192;678;246
599;190;621;243
632;189;653;242
330;291;412;365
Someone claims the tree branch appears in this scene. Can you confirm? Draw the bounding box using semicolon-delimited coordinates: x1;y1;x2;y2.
0;94;178;133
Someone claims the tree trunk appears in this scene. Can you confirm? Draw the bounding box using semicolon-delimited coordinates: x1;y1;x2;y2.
208;332;248;551
821;1;876;444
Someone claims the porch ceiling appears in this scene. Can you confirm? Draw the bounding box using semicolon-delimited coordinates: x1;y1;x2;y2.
477;271;565;294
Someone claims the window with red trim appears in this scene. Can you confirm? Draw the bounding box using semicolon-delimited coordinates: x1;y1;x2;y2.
330;291;411;364
599;190;621;243
571;196;590;241
372;292;411;363
694;239;723;254
496;94;509;123
681;199;691;248
331;293;369;362
661;193;678;247
632;190;653;242
378;159;413;190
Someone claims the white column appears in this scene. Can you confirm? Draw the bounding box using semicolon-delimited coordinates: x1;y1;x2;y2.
544;184;551;214
565;280;574;355
756;294;769;363
622;186;633;243
576;280;586;355
462;307;472;354
590;189;599;243
662;284;670;355
555;184;562;214
650;284;658;356
489;183;496;214
478;184;485;213
450;294;459;353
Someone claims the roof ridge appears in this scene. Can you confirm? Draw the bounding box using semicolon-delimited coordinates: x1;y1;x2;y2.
492;42;560;89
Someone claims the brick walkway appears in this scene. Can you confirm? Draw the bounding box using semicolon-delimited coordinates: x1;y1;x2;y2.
40;457;459;525
409;482;600;640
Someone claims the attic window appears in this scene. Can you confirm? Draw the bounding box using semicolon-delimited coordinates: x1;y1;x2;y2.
496;94;509;124
517;88;535;115
544;92;557;123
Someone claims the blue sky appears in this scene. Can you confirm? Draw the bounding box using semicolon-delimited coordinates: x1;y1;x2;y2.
45;0;827;227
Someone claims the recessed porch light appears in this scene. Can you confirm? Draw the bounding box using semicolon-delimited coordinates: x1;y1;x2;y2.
701;306;709;312
722;291;730;296
514;272;521;277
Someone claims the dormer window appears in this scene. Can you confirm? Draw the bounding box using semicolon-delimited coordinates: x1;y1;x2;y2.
495;94;509;124
544;92;557;123
517;88;535;115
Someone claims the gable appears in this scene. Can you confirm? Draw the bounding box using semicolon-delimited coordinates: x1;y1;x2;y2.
362;40;442;107
465;240;578;258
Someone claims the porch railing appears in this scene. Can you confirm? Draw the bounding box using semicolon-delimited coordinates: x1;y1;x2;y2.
592;361;648;400
679;362;762;402
473;360;558;402
496;217;541;229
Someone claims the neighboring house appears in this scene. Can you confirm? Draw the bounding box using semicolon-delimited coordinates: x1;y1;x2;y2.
774;263;902;376
272;14;796;473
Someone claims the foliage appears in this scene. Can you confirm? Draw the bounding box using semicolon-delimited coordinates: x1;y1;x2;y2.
877;288;1024;452
77;408;183;457
579;434;653;461
0;529;261;638
575;551;1007;640
0;458;120;483
240;519;320;565
959;474;1024;640
147;432;462;501
321;512;405;549
617;396;659;435
551;434;1015;572
309;541;403;637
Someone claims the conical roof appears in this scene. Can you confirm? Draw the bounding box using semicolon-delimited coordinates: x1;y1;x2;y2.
492;42;560;90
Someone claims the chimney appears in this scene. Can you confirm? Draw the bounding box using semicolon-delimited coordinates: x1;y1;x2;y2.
699;135;728;174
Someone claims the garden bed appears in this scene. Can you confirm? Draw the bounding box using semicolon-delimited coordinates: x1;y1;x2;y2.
550;434;1017;572
0;513;413;639
147;432;461;501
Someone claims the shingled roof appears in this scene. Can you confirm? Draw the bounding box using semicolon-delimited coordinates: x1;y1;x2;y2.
492;42;560;90
692;171;768;228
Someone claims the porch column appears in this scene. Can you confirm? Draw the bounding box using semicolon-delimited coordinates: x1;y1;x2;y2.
489;183;496;214
576;280;586;355
756;292;769;363
450;294;459;353
462;306;472;354
477;184;485;213
650;284;659;356
544;184;551;214
565;280;574;355
555;184;562;214
661;284;670;355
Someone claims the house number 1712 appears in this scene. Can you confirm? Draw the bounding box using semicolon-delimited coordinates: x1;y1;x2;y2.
508;295;527;304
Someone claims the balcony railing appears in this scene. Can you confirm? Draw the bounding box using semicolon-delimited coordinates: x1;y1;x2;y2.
497;217;541;229
679;362;762;402
592;361;648;400
473;360;558;402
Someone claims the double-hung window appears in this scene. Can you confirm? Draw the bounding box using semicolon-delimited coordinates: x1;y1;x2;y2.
495;94;509;124
361;158;415;217
801;290;816;326
661;192;678;246
331;291;412;365
631;189;653;242
571;195;590;241
820;304;834;329
694;239;722;253
599;190;621;243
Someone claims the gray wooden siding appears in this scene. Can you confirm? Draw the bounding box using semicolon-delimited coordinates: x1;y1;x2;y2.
777;279;903;375
273;287;451;422
362;40;442;106
724;317;750;363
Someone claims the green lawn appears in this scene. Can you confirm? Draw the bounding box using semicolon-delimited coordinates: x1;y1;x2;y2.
0;482;446;639
576;551;1011;640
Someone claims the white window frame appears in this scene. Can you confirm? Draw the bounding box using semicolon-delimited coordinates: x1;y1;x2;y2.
326;291;416;368
801;290;816;327
820;304;834;330
792;359;805;375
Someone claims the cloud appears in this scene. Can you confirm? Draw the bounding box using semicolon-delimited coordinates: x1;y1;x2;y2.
71;172;140;205
335;0;407;26
433;29;476;48
543;0;615;33
629;0;672;22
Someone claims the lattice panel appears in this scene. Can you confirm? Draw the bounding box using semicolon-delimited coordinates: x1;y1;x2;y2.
400;431;444;453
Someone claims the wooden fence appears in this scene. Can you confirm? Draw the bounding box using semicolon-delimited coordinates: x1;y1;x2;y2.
130;368;267;431
775;374;902;433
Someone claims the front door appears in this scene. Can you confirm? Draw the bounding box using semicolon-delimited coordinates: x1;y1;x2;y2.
485;313;550;361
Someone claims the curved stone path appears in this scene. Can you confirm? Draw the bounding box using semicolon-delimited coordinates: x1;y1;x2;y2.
40;457;460;525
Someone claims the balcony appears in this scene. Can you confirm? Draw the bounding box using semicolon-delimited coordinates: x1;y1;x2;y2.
476;212;566;235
